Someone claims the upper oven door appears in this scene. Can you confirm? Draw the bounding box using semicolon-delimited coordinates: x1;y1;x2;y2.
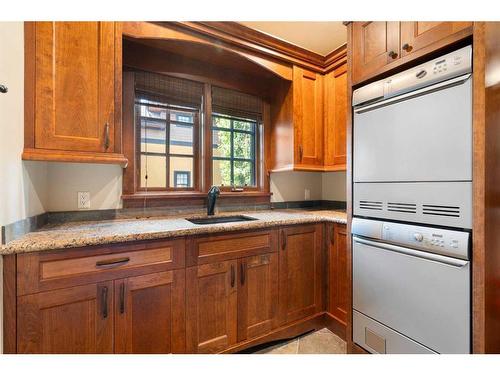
353;75;472;183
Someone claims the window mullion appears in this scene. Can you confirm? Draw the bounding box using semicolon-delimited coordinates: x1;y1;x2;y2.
165;109;170;188
230;119;234;186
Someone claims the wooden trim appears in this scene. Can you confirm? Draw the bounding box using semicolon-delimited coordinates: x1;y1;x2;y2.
114;22;123;155
323;312;347;341
345;22;355;352
220;312;325;354
24;22;35;149
22;148;128;166
472;21;486;355
124;22;347;74
2;254;17;354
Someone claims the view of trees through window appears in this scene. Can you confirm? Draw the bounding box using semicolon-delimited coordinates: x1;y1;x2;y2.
212;114;256;187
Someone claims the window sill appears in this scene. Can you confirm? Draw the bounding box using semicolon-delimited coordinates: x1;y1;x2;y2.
121;190;272;208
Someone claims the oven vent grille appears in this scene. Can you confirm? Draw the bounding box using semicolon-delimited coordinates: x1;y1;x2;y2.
359;200;383;210
422;204;460;217
387;202;417;213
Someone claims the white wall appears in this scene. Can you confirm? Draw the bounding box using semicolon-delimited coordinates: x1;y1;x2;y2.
47;163;123;211
0;21;50;354
322;171;347;201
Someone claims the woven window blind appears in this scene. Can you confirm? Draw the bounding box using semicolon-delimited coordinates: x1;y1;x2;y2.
212;86;263;118
135;71;204;107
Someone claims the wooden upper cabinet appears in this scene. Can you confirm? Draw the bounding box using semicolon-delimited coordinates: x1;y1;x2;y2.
23;22;127;165
400;22;473;57
328;224;348;326
352;22;400;85
278;224;323;324
17;282;113;354
114;270;186;354
351;21;473;85
237;253;279;341
324;64;347;170
293;66;324;167
186;260;238;353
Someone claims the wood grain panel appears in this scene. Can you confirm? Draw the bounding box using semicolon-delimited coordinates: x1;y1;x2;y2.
17;282;113;353
400;22;473;57
114;270;186;353
278;224;323;324
237;253;279;341
33;22;116;152
186;260;238;353
328;223;348;325
293;66;324;167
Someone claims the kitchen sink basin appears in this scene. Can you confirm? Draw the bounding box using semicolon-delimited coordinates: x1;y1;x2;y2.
186;215;258;225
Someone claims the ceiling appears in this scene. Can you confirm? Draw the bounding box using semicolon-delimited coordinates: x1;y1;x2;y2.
239;22;347;56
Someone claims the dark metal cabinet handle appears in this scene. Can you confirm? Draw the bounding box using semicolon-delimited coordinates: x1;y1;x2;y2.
388;51;398;59
96;257;130;268
104;122;110;150
101;286;108;319
402;43;412;52
230;264;235;288
0;84;7;93
281;230;286;250
120;283;125;314
240;263;245;285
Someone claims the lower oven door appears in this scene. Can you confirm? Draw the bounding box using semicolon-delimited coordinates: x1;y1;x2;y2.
353;236;470;354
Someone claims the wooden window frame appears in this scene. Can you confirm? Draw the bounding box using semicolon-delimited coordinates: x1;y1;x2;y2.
135;100;200;192
122;71;271;207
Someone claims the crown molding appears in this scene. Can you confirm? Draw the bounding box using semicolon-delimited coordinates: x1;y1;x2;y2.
169;21;347;73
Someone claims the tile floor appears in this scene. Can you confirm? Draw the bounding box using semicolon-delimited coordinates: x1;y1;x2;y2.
252;328;347;354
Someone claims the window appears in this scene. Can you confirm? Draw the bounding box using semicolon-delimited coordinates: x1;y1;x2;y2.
123;70;269;204
174;171;191;187
137;100;197;190
133;71;203;191
212;113;257;187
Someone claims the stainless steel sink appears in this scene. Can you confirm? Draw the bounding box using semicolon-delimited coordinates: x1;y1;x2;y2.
186;215;258;225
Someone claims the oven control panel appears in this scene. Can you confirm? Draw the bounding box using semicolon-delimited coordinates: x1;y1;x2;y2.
381;222;470;260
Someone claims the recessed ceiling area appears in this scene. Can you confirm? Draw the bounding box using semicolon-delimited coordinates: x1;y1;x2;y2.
239;22;347;56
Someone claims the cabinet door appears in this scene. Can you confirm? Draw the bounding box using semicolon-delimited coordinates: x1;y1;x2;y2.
237;253;279;341
114;270;186;354
328;224;348;325
293;66;323;167
34;22;116;152
324;63;347;170
278;225;323;324
186;260;238;353
352;22;400;85
400;22;472;57
17;282;113;353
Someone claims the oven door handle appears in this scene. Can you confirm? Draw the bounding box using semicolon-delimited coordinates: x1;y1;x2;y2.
354;73;471;113
353;236;469;268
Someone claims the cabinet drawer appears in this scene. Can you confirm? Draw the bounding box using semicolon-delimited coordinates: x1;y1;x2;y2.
17;238;185;295
186;229;278;266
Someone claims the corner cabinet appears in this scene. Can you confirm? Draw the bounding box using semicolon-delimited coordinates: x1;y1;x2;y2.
293;67;324;168
351;21;473;85
22;22;127;166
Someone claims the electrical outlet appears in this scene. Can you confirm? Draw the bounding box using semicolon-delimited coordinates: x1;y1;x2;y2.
78;191;91;209
304;188;311;200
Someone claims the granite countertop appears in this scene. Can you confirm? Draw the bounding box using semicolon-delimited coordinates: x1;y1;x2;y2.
0;209;347;255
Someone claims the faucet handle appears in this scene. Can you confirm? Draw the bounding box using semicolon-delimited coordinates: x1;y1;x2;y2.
208;185;221;196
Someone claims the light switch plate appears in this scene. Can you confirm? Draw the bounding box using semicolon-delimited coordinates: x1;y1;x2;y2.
78;191;91;209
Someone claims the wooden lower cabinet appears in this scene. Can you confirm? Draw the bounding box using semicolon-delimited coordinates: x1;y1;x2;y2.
278;224;323;324
237;253;279;341
11;224;342;354
114;270;186;353
185;260;238;353
327;223;348;327
17;282;114;354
